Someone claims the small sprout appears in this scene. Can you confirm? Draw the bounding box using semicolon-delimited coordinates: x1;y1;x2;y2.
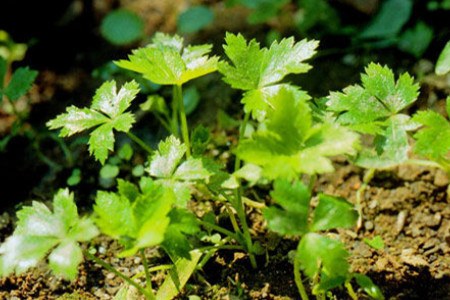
363;236;385;250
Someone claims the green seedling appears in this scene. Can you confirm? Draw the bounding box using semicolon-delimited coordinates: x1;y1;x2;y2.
1;32;393;300
264;179;383;300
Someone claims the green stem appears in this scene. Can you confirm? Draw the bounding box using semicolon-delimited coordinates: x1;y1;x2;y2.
171;85;180;138
131;265;172;281
224;205;244;236
356;168;375;230
126;132;153;155
140;249;156;299
233;111;256;268
294;252;309;300
154;113;173;134
83;250;153;300
175;84;191;157
198;220;241;242
345;281;358;300
406;159;445;170
46;132;73;167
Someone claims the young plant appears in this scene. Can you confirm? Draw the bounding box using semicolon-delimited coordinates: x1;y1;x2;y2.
115;32;219;156
264;179;383;300
325;63;442;227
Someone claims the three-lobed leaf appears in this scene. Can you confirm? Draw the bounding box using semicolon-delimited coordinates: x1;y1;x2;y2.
47;80;139;164
115;33;218;86
0;189;99;280
146;135;212;206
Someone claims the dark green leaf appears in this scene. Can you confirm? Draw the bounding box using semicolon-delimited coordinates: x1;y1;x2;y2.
183;86;200;115
359;0;413;39
3;67;38;101
191;125;210;156
101;9;144;45
177;6;215;33
398;22;433;58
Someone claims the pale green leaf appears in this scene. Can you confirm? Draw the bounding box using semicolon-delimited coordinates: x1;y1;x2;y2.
47;106;109;137
219;33;318;91
94;191;133;237
47;80;139;164
48;241;83;281
92;80;139;118
310;194;358;232
263;179;310;236
173;158;212;181
436;41;450;75
237;86;358;179
363;236;385;250
115;34;218;85
4;67;38;101
157;179;191;207
156;250;202;300
147;136;187;178
0;189;99;280
356;115;411;168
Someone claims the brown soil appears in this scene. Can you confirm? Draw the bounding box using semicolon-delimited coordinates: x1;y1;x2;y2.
1;160;449;300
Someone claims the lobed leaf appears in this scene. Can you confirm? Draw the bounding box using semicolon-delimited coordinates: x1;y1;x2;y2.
115;33;218;85
297;233;350;289
219;33;318;91
0;189;99;280
148;136;187;178
263;179;310;236
47;80;139;164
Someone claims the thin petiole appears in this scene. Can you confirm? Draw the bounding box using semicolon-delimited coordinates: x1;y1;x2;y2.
126;132;153;155
140;249;156;299
175;84;191;157
83;249;154;300
294;252;309;300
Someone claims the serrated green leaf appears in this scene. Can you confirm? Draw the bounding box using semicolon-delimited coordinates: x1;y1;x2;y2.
263;179;310;235
297;233;350;284
353;273;384;299
148;136;187;178
115;33;218;85
413;110;450;159
310;194;358;232
3;67;38;101
237;87;358;179
0;189;99;280
436;41;450;75
47;80;139;164
219;33;318;91
327;63;419;134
